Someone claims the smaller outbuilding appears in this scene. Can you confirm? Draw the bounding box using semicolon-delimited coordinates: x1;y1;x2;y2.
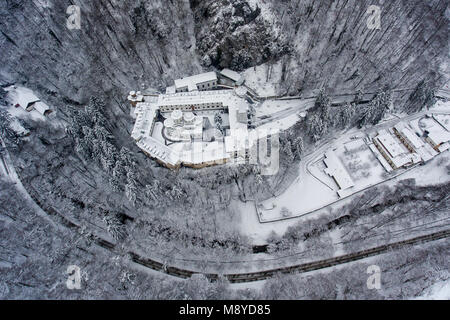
220;69;244;86
7;86;52;116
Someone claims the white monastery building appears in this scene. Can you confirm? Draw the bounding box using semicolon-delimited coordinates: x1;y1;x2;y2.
174;72;218;93
128;74;278;170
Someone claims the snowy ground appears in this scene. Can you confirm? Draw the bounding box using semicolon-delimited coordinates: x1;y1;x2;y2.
258;165;338;222
243;61;283;97
416;279;450;300
233;200;300;245
401;150;450;186
430;99;450;113
254;99;304;118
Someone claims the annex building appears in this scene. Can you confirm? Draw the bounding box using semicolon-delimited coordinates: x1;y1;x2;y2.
372;116;449;172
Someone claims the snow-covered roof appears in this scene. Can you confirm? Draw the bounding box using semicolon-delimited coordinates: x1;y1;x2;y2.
323;150;354;190
184;112;195;122
374;130;423;168
33;101;50;115
131;102;158;140
164;118;174;128
130;88;296;167
427;129;450;146
220;69;242;83
174;72;217;89
137;137;179;166
7;86;40;110
179;141;231;164
414;142;438;162
171;109;183;121
188;82;198;92
165;86;176;94
158;90;231;107
368;144;394;172
437;142;450;152
127;91;144;103
395;123;424;149
376;136;422;168
375;130;406;158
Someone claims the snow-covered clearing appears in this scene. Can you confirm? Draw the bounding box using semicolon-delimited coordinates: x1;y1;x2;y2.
151;121;165;143
243;61;284;97
401;150;450;185
335;140;386;186
258;167;338;222
430;99;450;113
233;200;299;244
254;99;306;119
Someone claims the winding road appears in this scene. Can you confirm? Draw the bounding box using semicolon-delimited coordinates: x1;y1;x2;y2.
2;141;449;283
1;97;449;284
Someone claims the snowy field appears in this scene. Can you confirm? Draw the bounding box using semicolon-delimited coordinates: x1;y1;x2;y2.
233;200;301;245
255;99;305;118
430;99;450;113
416;279;450;300
257;168;338;223
401;150;450;186
433;114;450;131
243;61;284;97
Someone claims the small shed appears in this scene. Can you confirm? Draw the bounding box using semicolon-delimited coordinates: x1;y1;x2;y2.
220;69;244;85
33;101;52;116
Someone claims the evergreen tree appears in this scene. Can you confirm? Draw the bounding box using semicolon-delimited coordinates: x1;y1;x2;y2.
75;137;91;160
145;184;158;202
120;147;135;170
359;90;392;127
125;170;139;206
354;90;364;104
0;109;13;139
315;89;331;122
86;96;108;127
293;136;304;157
0;109;19;148
94;124;112;141
283;141;295;163
407;80;436;113
103;214;126;241
308;113;327;142
109;174;122;193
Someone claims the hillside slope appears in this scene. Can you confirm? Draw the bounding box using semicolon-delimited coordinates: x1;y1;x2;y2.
0;0;448;108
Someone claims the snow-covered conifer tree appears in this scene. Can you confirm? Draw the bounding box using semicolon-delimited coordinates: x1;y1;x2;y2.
103;213;126;241
125;170;139;206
